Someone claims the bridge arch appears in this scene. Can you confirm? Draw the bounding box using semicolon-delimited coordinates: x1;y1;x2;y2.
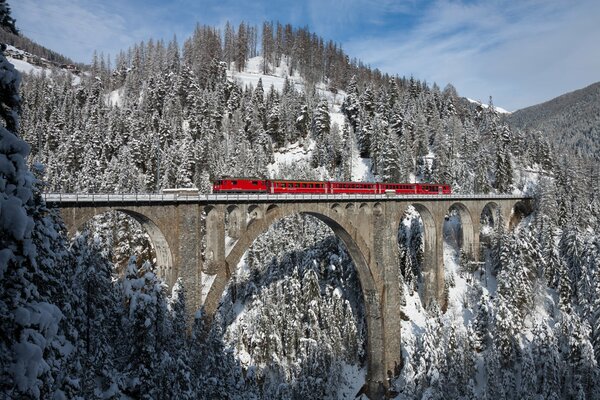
447;202;475;257
399;203;440;307
68;208;175;285
481;201;500;228
226;205;243;239
509;200;533;230
202;203;384;390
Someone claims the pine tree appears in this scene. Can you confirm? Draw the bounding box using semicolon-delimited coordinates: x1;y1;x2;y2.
493;293;519;367
69;233;123;398
0;48;77;399
0;0;18;34
341;76;360;131
592;264;600;364
531;322;561;397
122;258;169;399
164;279;194;399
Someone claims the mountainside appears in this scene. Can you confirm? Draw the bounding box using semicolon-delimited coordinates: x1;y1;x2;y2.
506;81;600;160
2;18;600;400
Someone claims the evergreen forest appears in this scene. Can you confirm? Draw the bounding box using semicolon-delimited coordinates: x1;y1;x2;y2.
2;13;600;399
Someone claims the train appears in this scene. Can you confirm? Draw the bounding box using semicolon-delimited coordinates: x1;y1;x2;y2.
212;178;451;195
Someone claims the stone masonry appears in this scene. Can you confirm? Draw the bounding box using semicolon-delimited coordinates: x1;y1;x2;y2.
49;193;531;399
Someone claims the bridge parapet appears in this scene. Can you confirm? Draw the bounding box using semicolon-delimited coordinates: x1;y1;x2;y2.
43;192;531;205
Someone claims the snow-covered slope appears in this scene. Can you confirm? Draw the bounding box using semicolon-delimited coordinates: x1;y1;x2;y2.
232;56;373;182
5;45;81;83
467;97;511;114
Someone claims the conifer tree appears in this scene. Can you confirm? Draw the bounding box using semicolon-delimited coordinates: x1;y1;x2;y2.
0;49;63;398
0;0;18;34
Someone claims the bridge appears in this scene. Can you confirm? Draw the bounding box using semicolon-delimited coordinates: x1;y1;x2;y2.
44;192;532;398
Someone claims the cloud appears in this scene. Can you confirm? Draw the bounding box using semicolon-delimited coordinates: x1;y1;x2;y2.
11;0;189;63
345;0;600;110
11;0;599;110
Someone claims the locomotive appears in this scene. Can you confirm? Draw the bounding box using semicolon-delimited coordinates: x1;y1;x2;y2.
212;178;451;195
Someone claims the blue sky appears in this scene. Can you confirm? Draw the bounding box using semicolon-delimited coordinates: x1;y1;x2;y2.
11;0;600;111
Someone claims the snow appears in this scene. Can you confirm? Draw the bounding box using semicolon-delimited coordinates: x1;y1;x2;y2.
107;88;124;107
467;98;511;114
5;57;43;75
5;45;81;84
267;141;312;177
336;364;366;399
352;155;374;182
228;56;303;93
200;273;217;304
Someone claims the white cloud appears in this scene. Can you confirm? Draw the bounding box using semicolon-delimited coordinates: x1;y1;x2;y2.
11;0;599;110
11;0;187;63
345;0;600;110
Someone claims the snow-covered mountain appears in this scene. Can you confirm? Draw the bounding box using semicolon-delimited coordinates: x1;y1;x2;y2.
505;81;600;161
3;20;600;400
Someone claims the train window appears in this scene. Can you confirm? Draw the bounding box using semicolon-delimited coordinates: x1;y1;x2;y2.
309;184;313;188
295;183;299;187
252;181;258;185
232;180;237;185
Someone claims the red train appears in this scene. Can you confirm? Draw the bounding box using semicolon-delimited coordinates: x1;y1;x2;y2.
213;178;451;195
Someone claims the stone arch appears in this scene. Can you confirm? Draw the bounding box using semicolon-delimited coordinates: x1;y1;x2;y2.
478;201;502;260
331;203;343;214
481;202;500;228
226;205;243;239
247;204;263;227
401;203;441;307
67;207;175;286
359;203;371;215
447;202;475;257
204;207;221;267
509;200;532;230
373;202;383;216
203;203;384;392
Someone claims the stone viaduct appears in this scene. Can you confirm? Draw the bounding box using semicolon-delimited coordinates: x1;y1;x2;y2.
44;192;532;398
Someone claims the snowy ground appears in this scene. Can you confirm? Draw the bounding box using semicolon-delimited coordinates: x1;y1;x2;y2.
6;45;82;84
227;56;303;93
336;364;366;399
467;97;511;114
228;55;373;182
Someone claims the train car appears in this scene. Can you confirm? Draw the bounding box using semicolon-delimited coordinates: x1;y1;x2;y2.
379;183;418;194
212;178;452;195
416;184;452;195
268;180;328;194
212;178;267;193
329;181;378;194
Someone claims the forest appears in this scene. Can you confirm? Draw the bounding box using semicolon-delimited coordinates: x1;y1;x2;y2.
1;14;600;399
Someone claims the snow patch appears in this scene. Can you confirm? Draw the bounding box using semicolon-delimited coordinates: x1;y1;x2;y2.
200;273;217;304
467;98;511;114
106;88;124;107
336;364;366;399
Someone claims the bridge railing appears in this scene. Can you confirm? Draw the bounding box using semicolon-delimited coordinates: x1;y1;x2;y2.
42;192;531;204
